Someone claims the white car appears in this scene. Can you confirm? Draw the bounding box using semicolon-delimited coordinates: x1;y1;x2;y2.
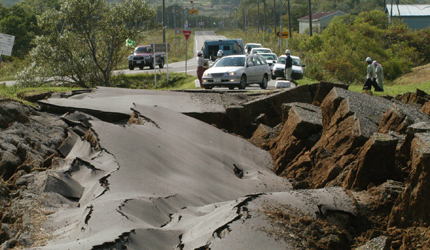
250;47;272;54
259;53;278;74
244;43;262;54
202;54;271;90
272;55;305;80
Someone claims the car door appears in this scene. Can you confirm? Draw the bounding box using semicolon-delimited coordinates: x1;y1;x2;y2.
253;56;266;82
246;56;257;82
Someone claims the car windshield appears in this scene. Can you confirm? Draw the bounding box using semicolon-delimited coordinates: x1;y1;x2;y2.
262;54;277;60
249;44;262;48
214;57;245;67
135;47;152;53
254;49;271;53
277;57;301;66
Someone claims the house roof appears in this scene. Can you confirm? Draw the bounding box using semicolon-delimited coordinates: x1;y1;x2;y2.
385;4;430;17
297;11;346;21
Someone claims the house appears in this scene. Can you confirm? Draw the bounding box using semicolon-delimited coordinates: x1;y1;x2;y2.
385;4;430;30
297;11;346;34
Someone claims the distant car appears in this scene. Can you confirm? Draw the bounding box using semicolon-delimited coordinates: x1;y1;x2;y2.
202;54;271;90
272;55;305;80
259;53;278;74
244;43;262;54
128;45;164;70
250;47;273;54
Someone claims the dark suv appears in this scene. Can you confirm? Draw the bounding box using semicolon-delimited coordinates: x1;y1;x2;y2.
128;45;164;70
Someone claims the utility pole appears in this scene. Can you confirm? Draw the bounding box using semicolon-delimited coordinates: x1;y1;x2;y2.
279;0;283;50
163;0;166;43
288;0;291;39
243;5;246;33
235;7;238;31
309;0;312;36
274;0;276;35
257;0;260;32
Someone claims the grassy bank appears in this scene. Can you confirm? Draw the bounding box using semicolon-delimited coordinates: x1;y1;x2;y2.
112;72;196;90
0;84;81;105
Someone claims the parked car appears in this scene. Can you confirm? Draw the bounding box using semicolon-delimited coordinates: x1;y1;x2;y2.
250;47;273;54
202;54;271;90
271;55;305;80
244;43;262;54
259;53;278;74
128;45;164;70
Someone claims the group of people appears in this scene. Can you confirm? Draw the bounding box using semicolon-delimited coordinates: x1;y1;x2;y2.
363;57;384;92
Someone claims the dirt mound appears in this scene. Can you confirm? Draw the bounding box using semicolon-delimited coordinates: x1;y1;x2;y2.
250;85;430;249
393;63;430;86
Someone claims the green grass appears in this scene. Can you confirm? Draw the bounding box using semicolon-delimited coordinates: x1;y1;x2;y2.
348;81;430;97
112;72;196;90
0;84;82;105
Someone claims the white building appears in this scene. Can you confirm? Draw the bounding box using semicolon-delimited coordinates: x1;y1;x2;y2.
298;11;346;35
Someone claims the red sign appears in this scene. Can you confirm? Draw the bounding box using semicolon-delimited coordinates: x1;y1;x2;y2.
183;30;192;41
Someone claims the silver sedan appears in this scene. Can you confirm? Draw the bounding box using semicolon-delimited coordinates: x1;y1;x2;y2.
202;54;271;90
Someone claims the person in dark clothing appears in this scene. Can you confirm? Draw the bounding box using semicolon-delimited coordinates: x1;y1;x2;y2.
284;50;298;86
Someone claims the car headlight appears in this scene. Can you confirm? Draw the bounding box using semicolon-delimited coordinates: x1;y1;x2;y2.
224;72;236;76
203;72;210;77
144;55;150;59
128;56;133;60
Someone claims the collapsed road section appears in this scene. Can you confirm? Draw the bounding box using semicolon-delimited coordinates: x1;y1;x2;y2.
1;83;430;249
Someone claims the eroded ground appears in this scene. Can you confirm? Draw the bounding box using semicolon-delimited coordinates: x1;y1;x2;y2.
1;84;430;249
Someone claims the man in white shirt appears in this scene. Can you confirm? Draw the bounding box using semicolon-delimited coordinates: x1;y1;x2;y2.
196;51;208;88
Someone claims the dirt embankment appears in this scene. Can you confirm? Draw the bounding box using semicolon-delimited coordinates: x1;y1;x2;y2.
247;84;430;249
0;83;430;249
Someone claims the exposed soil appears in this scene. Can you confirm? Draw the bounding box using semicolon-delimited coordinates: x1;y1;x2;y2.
393;63;430;85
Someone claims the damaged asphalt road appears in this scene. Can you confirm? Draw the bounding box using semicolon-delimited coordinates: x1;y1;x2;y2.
6;86;355;250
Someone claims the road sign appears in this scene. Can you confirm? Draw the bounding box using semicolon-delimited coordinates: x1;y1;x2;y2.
276;31;289;38
152;43;170;53
0;33;15;56
183;30;192;40
189;9;198;14
175;29;181;34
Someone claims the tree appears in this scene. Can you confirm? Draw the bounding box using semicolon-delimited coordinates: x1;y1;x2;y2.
0;3;39;58
19;0;155;88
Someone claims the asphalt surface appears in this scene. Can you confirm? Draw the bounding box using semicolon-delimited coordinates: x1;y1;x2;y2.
33;88;356;249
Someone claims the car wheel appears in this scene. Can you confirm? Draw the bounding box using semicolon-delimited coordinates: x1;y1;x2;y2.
139;65;144;70
228;86;235;90
129;64;134;70
159;59;164;68
260;75;268;89
204;85;213;90
271;75;276;80
238;75;247;89
150;64;154;69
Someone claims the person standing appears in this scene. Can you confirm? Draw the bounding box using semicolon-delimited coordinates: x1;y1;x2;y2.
284;50;298;86
196;51;208;88
363;57;382;91
373;60;384;91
